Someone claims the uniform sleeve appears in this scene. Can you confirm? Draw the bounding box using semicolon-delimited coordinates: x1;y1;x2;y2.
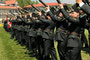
30;17;35;23
38;16;51;24
81;4;90;15
61;8;80;23
47;11;63;22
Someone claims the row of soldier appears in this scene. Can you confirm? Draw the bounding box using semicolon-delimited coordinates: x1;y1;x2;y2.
3;0;90;60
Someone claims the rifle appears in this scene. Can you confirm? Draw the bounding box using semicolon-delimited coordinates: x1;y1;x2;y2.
27;1;40;12
15;9;21;15
64;4;71;12
9;10;15;16
22;9;30;13
17;8;24;14
56;0;61;4
39;0;59;15
39;0;48;7
56;0;71;12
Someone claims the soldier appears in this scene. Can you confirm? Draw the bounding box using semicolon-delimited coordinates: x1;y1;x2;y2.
28;13;38;56
59;4;82;60
38;11;57;60
24;13;32;49
32;12;44;59
9;17;16;39
46;6;68;60
79;10;89;48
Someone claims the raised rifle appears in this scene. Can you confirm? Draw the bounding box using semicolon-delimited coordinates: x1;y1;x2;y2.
17;8;24;14
56;0;71;12
56;0;61;4
39;0;48;7
15;9;21;15
27;1;40;12
9;10;15;16
39;0;60;15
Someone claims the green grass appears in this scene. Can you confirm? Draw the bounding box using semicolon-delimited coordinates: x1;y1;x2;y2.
0;27;90;60
0;27;37;60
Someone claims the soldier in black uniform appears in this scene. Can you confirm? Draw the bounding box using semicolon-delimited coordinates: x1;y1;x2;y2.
59;4;82;60
33;13;44;59
28;13;38;56
38;11;57;60
14;16;20;41
23;14;32;48
79;11;89;48
16;15;24;44
9;17;16;39
45;6;68;60
76;0;90;55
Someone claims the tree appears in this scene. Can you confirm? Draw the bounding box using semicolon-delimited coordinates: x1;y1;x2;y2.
17;0;39;8
36;0;38;4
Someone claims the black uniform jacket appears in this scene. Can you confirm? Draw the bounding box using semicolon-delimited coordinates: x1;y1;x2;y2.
38;15;55;40
81;4;90;15
27;17;36;37
47;11;69;41
61;8;82;47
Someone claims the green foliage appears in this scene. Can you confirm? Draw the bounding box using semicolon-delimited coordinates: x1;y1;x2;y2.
36;0;38;4
17;0;39;8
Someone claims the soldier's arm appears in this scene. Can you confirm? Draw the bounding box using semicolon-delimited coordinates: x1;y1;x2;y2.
46;6;63;21
47;11;63;21
38;15;51;24
76;0;90;15
59;4;80;23
80;3;90;15
60;8;80;23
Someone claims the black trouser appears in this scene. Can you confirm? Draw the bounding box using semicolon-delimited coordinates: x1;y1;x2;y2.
57;40;67;60
25;35;30;49
15;30;20;41
10;28;15;39
56;30;67;60
28;36;32;51
67;35;82;60
36;36;44;60
20;31;26;45
30;36;37;54
81;33;88;48
43;39;57;60
67;47;82;60
18;31;22;43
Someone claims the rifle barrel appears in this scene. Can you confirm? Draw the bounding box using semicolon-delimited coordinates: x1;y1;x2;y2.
56;0;61;4
39;0;48;7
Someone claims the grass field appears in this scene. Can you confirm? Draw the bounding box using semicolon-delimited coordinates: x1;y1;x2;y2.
0;27;90;60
